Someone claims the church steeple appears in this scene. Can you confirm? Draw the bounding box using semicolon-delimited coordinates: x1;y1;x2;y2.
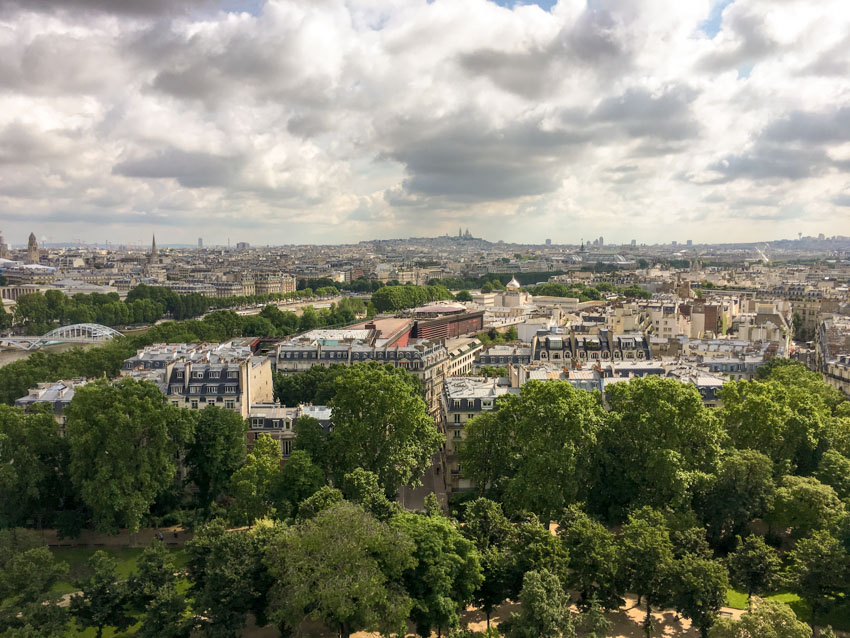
149;234;158;265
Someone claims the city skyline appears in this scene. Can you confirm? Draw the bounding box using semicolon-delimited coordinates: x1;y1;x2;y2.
1;0;849;245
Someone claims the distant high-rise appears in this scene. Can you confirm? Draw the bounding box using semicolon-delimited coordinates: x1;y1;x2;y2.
0;230;8;259
545;238;552;246
672;240;678;247
599;236;604;246
236;241;250;250
686;239;693;246
26;232;39;264
198;237;203;250
149;234;158;265
630;239;637;248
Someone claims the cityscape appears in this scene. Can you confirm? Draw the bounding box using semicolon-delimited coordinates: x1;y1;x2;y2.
2;0;850;637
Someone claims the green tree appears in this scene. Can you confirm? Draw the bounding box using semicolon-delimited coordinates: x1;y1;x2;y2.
0;544;69;637
816;450;850;500
670;554;729;638
592;376;724;521
186;519;278;636
580;598;612;638
230;434;282;525
557;505;623;609
727;535;781;603
186;406;246;506
342;468;396;521
273;449;325;518
266;501;415;638
65;378;194;533
137;585;190;638
328;363;442;496
0;303;11;331
455;290;473;302
618;507;675;635
501;569;575;638
394;512;483;636
709;599;811;638
480;282;494;294
462;499;514;627
69;551;132;638
787;530;850;632
296;485;343;520
768;476;844;539
506;516;570;600
694;449;775;547
463;498;514;551
292;415;330;476
128;539;177;610
0;404;71;528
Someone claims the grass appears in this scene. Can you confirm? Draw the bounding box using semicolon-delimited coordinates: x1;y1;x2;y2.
49;546;188;597
727;588;850;632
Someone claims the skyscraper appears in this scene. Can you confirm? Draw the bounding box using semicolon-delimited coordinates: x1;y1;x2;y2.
198;237;203;249
0;230;8;259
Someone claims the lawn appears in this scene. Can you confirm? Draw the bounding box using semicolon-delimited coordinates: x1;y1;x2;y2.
49;546;188;596
727;588;850;632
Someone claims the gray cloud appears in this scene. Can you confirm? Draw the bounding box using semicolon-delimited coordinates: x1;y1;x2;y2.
0;0;216;16
591;85;700;141
113;148;244;188
707;146;830;183
763;107;850;144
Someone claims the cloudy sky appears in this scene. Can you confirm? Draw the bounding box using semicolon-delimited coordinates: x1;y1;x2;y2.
0;0;849;246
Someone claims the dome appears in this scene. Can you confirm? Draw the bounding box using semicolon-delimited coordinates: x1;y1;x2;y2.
506;277;521;289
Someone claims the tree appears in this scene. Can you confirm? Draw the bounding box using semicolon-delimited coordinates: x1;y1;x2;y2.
670;554;729;638
727;535;781;603
580;598;612;638
266;501;415;638
501;569;575;638
137;585;190;638
719;379;833;474
273;450;325;518
455;290;473;302
65;378;194;533
297;485;344;520
787;530;850;631
464;381;604;524
128;539;177;611
480;282;493;294
709;599;811;638
229;434;282;525
557;506;623;610
393;512;483;636
342;468;396;521
328;363;443;496
816;450;850;500
70;551;132;638
462;499;514;627
694;449;775;547
592;376;724;521
186;406;247;506
292;415;330;476
0;404;71;529
0;544;69;637
768;476;844;539
463;498;514;551
505;516;570;600
0;302;11;331
186;519;278;636
618;507;675;635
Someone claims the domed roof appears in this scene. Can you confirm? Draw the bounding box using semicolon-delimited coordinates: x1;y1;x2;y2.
506;277;521;289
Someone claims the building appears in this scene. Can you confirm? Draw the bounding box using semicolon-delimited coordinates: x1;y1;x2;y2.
0;231;8;259
148;235;158;265
236;242;250;250
441;376;513;490
478;344;532;367
26;232;39;264
247;403;332;457
120;341;274;418
198;237;203;249
274;328;449;415
446;337;483;376
15;378;89;429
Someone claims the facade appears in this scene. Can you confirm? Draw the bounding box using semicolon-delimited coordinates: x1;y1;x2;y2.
441;376;513;490
275;329;449;415
446;338;483;376
121;341;274;418
531;329;651;365
247;403;332;457
411;310;485;340
15;378;89;429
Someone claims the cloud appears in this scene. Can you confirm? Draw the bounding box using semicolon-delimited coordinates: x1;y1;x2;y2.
0;0;848;244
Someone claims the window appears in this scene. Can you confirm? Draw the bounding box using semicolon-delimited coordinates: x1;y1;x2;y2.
175;371;183;378
190;400;199;409
453;414;461;423
285;420;292;431
228;371;238;379
225;400;235;409
468;414;475;420
170;385;182;394
251;418;264;428
272;420;280;429
281;439;292;456
453;430;462;439
453;400;460;409
193;371;204;379
171;401;180;407
209;371;220;378
206;385;218;393
225;386;237;394
190;385;201;394
207;400;215;406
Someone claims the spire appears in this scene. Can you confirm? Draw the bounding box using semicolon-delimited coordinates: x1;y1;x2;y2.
149;234;158;265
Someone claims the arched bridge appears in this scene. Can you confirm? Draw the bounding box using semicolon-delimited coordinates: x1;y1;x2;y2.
0;323;123;351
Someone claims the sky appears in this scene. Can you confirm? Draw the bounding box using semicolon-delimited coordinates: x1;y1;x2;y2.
0;0;849;247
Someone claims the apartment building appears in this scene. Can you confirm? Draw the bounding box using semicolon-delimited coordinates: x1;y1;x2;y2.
121;341;273;418
247;403;332;457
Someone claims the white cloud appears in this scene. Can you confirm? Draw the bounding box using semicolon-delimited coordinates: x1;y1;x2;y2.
0;0;848;245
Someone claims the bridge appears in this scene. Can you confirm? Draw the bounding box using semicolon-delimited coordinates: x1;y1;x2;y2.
0;323;123;351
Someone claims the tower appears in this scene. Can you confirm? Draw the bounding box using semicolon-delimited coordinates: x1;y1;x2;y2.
0;230;8;259
26;232;39;264
149;234;158;265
